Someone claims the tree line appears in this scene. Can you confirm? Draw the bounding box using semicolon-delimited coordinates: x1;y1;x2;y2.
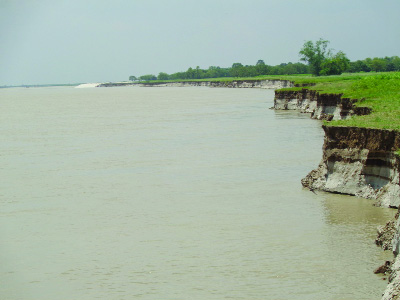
129;39;400;81
299;39;400;76
129;61;310;82
347;56;400;73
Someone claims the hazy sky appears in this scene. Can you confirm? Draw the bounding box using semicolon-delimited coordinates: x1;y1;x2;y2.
1;0;399;85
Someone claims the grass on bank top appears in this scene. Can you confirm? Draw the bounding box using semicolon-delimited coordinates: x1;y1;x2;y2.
274;72;400;131
297;72;400;131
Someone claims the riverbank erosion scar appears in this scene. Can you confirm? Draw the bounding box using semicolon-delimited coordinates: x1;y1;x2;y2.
274;87;400;298
382;211;400;300
97;79;293;89
273;88;400;208
274;88;371;120
307;126;400;300
301;125;400;208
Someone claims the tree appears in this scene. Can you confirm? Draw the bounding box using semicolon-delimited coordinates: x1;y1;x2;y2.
157;72;169;80
194;66;202;79
299;38;330;76
255;60;269;75
129;75;137;81
186;67;195;79
299;39;350;76
244;65;258;77
320;51;350;75
281;63;297;75
391;56;400;71
205;66;221;78
370;57;387;72
292;62;310;74
230;63;244;77
386;62;396;72
347;60;370;73
138;74;157;81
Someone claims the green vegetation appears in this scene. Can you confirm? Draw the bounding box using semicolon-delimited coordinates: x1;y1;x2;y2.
326;72;400;130
138;74;157;81
129;62;310;83
129;55;399;83
129;38;399;82
277;72;400;131
299;39;350;76
299;39;330;76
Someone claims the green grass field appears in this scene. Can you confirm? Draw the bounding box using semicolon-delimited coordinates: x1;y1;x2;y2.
281;72;400;130
324;73;400;130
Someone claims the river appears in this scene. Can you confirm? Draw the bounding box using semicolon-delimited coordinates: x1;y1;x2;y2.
0;86;395;299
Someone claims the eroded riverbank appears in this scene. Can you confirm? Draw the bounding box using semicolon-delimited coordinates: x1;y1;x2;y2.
273;86;400;299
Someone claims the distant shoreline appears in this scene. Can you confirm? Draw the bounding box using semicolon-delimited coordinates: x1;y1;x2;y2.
0;83;81;89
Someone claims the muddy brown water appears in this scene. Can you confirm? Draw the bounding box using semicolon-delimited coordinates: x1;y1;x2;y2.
0;86;395;299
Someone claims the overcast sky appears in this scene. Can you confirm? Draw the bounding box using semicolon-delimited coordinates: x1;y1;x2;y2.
1;0;399;85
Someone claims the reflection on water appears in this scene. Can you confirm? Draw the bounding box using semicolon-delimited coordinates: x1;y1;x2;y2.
0;86;395;300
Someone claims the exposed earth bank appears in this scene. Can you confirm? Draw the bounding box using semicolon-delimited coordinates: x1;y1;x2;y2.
301;125;400;208
274;88;400;299
98;79;293;89
274;88;371;120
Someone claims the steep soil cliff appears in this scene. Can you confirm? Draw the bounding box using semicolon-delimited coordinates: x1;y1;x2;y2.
274;88;400;208
382;212;400;299
301;125;400;208
277;88;400;299
274;89;371;120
